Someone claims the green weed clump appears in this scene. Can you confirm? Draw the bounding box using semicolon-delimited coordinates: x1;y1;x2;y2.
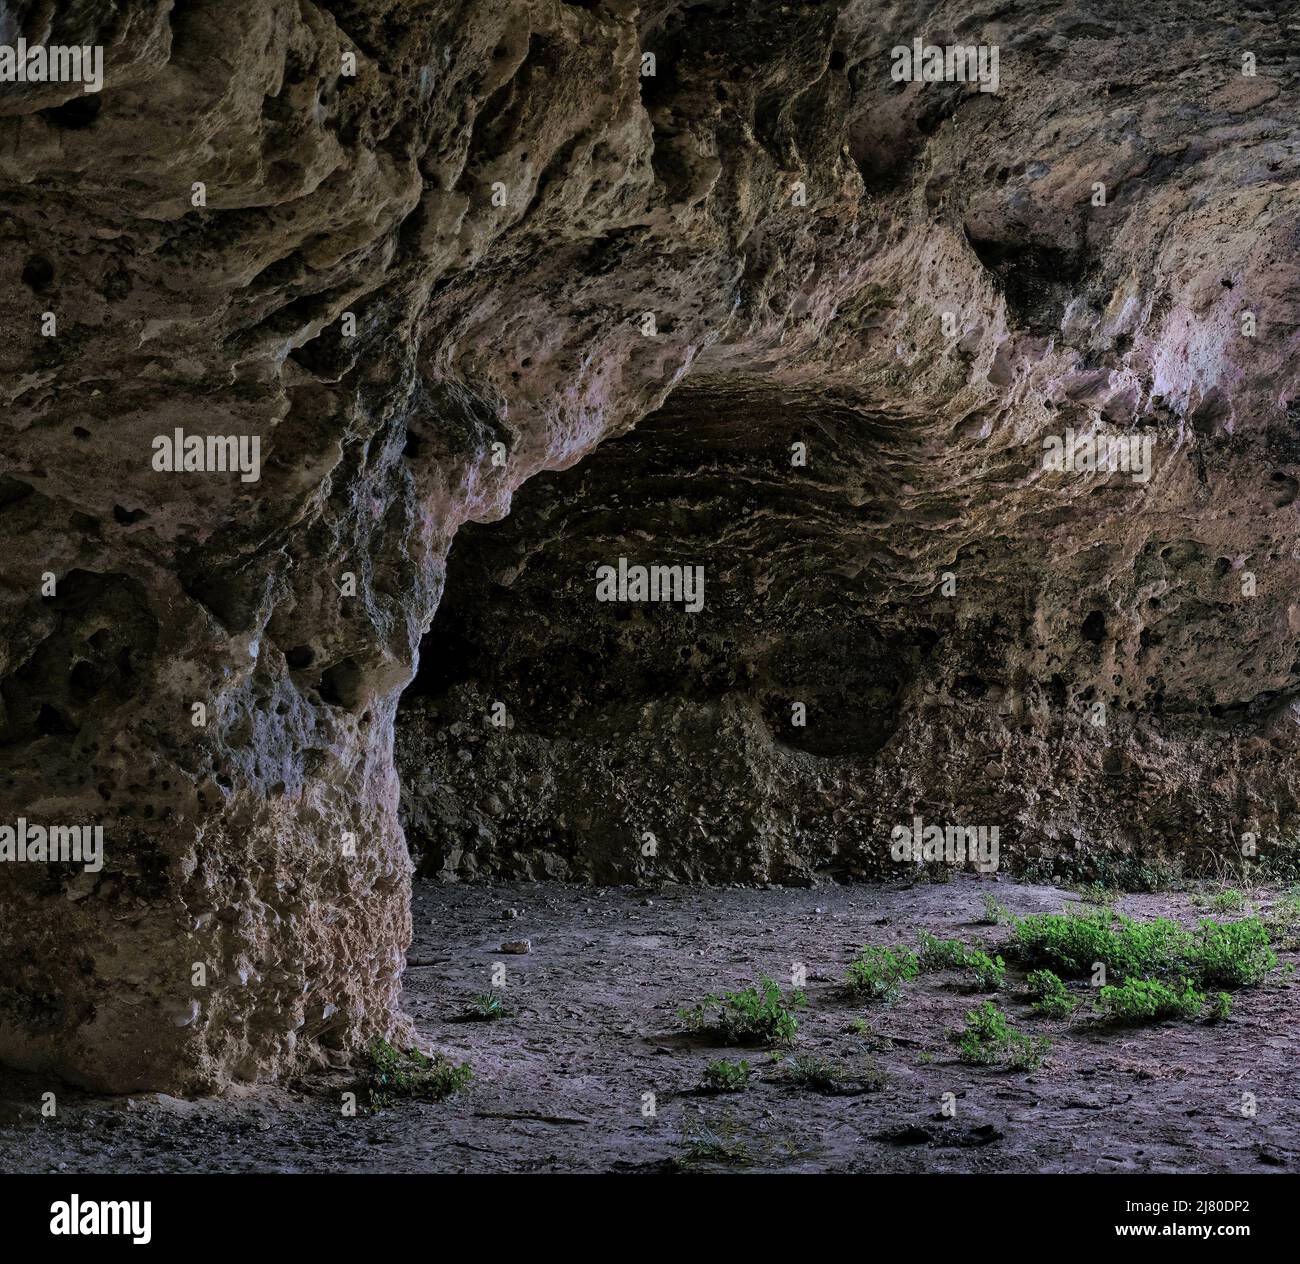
916;933;968;971
781;1052;885;1093
844;946;920;1002
1007;907;1280;1031
1074;883;1119;906
1006;909;1280;992
1019;854;1183;893
1190;887;1251;913
980;893;1010;925
677;1118;749;1168
953;1002;1050;1070
679;975;805;1047
847;933;1006;1007
465;992;506;1020
1007;908;1191;980
1193;918;1278;988
782;1053;843;1091
914;933;1005;990
1096;977;1204;1024
963;948;1007;991
364;1039;472;1109
701;1059;751;1092
1025;969;1078;1018
1263;888;1300;949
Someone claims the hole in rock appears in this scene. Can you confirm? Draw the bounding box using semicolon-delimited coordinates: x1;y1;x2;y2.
21;255;55;294
36;702;77;736
1;571;157;745
39;94;102;129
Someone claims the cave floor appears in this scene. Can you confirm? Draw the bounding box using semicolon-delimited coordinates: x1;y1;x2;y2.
3;875;1298;1174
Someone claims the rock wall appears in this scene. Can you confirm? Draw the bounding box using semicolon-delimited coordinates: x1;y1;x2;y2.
2;0;1298;1090
399;382;1300;886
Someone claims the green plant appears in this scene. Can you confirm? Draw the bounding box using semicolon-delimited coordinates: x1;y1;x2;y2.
915;933;1004;990
701;1059;751;1091
679;975;805;1047
364;1039;472;1109
782;1051;884;1093
782;1053;842;1090
1263;889;1300;949
1191;887;1249;913
1025;968;1078;1018
844;945;920;1002
1008;908;1281;992
1008;908;1191;981
465;992;506;1020
856;1055;887;1091
844;1016;895;1051
916;932;969;970
963;948;1007;991
980;893;1010;925
1019;853;1184;893
1193;918;1278;988
1096;977;1204;1024
677;1118;749;1167
953;1002;1050;1070
1075;883;1119;906
1206;991;1233;1024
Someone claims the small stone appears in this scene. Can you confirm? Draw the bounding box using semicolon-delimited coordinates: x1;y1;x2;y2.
65;872;98;902
499;939;531;954
504;908;519;919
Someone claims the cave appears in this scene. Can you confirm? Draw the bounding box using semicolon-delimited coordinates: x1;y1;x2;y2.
397;378;1300;891
1;0;1299;1205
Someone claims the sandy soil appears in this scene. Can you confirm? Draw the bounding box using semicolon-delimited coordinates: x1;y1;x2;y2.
2;875;1297;1173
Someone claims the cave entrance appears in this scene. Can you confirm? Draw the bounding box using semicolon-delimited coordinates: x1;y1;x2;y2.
395;380;927;887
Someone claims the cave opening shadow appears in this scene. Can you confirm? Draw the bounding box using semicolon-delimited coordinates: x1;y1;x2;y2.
395;383;922;888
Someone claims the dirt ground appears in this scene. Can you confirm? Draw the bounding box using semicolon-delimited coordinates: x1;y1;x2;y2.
2;875;1297;1173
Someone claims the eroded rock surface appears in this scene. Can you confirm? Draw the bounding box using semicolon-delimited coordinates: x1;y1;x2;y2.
395;4;1300;887
1;0;1298;1090
398;375;1300;886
